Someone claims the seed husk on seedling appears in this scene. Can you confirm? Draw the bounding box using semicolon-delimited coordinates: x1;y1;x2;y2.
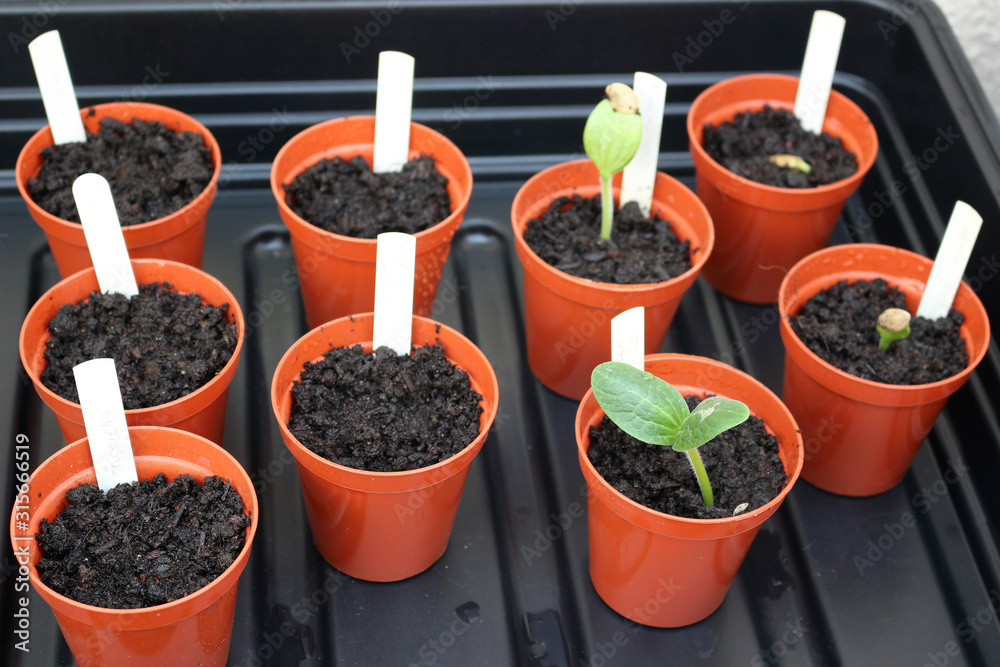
768;153;812;174
590;361;750;507
583;83;643;240
876;307;911;351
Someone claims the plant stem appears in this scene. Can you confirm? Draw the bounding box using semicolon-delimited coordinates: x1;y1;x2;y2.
685;449;714;507
600;173;614;240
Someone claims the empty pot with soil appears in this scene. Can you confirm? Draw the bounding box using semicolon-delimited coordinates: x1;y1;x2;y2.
270;312;499;582
270;116;473;329
16;102;221;276
19;259;244;445
687;73;878;304
778;243;990;496
9;426;259;667
575;354;803;627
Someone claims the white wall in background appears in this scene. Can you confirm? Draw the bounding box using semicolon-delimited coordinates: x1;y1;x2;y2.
933;0;1000;114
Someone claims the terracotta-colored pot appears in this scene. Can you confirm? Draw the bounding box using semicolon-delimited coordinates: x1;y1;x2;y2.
270;116;473;330
575;353;803;627
19;259;244;446
10;426;258;667
778;244;990;496
511;159;715;401
15;102;222;277
271;312;499;582
687;74;879;304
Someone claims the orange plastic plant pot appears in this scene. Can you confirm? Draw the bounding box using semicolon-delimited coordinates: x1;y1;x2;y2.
778;244;990;496
9;426;258;667
687;74;879;304
511;160;715;401
270;116;473;330
271;312;499;582
19;259;245;446
15;102;222;277
575;354;803;627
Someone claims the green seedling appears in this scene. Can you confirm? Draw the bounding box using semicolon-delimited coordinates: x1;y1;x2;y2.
583;83;643;240
591;361;750;507
768;153;812;174
877;307;911;350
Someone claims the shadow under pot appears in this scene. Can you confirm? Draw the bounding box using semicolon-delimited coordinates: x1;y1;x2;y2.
575;353;803;627
19;259;244;446
270;312;499;582
270;116;473;330
511;159;715;401
778;243;990;497
687;73;879;304
9;426;258;667
15;102;222;277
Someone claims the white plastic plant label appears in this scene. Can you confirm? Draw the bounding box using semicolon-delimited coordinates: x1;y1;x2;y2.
372;231;417;356
611;306;645;371
916;201;983;320
794;10;846;135
73;358;138;492
373;50;415;174
28;30;86;145
621;72;667;217
73;173;139;297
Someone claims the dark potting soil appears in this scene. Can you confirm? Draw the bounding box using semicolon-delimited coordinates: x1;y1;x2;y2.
702;105;858;188
28;116;213;226
35;473;249;609
283;155;452;238
41;282;238;409
288;343;483;472
789;278;968;385
588;396;787;520
523;194;693;284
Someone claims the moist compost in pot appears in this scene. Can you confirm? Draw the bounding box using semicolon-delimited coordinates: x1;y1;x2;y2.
35;473;249;609
283;154;451;238
522;194;693;284
587;396;787;520
41;282;238;409
788;278;967;384
288;342;483;472
701;105;858;188
28;116;214;226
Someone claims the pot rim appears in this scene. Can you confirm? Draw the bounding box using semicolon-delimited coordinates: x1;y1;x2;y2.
15;101;222;237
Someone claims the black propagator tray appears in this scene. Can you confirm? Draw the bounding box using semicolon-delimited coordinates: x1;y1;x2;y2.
1;1;999;665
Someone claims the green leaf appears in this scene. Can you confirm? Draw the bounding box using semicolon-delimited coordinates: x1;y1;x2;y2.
590;362;689;446
583;99;643;178
671;396;750;452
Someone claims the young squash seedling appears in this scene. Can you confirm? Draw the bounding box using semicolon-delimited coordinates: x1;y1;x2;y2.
876;307;911;350
591;361;750;507
583;83;643;240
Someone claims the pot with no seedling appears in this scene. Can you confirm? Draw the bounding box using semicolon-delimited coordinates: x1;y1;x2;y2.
270;116;473;329
19;259;244;445
512;84;714;400
575;354;803;627
16;102;221;276
687;73;878;304
270;312;499;582
9;426;258;667
778;243;990;496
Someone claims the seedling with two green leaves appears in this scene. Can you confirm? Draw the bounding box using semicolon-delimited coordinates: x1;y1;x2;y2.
590;361;750;507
